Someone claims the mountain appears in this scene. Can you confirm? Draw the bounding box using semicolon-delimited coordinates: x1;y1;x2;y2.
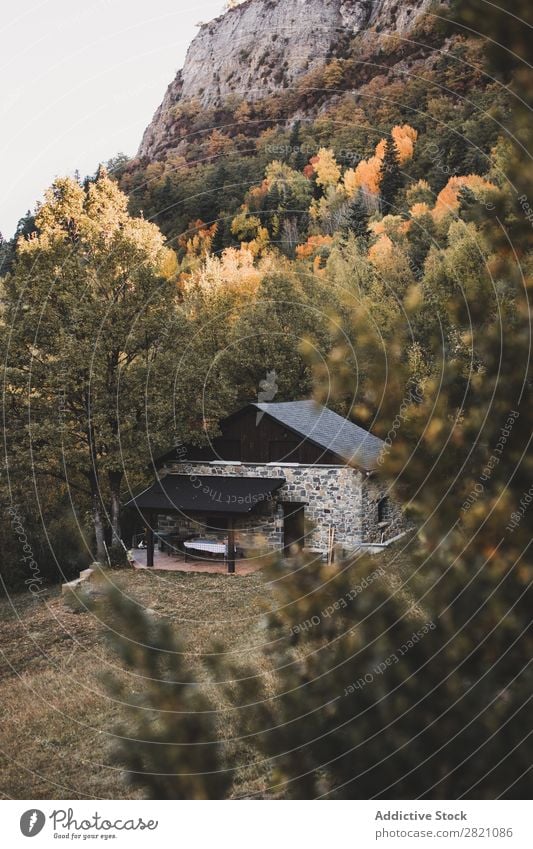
118;0;504;251
138;0;438;160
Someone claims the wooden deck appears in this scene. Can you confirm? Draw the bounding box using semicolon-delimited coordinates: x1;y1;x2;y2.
131;548;266;575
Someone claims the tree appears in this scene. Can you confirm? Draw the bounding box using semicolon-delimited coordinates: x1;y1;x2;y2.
341;190;370;241
99;0;532;799
262;161;312;250
289;120;307;171
406;207;436;276
311;148;341;190
99;586;231;799
3;169;185;561
222;271;336;405
379;136;403;212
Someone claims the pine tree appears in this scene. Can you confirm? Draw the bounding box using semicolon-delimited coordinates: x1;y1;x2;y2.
289;120;307;171
98;585;231;799
341;190;370;241
379;137;403;211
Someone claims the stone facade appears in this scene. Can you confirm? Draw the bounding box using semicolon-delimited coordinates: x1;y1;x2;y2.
157;460;404;555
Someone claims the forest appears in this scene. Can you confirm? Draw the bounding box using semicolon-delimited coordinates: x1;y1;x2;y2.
0;0;531;800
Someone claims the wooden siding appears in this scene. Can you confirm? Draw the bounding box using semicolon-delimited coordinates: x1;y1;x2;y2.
166;407;342;465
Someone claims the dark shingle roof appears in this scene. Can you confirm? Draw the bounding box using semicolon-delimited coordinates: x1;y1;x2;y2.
254;400;384;471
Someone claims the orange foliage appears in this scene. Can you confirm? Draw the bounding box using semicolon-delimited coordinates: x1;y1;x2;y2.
375;139;386;159
179;219;217;258
368;234;394;263
207;130;233;158
433;175;496;222
392;124;418;164
343;124;417;198
296;235;334;259
344;152;383;197
370;219;386;236
410;202;432;218
247;180;270;210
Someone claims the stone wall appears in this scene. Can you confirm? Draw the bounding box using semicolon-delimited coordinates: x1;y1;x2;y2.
156;498;283;550
361;477;407;544
161;461;365;553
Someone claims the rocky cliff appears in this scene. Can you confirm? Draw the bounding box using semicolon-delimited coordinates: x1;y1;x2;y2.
138;0;437;159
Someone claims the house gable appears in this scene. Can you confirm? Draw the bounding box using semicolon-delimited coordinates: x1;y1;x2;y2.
159;404;344;466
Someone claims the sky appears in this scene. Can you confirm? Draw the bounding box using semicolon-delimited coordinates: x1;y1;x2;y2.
1;0;225;237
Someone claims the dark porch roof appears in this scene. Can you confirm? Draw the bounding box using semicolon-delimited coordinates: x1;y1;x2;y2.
125;474;285;514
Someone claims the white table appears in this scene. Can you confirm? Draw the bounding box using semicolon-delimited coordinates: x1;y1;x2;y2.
183;538;227;560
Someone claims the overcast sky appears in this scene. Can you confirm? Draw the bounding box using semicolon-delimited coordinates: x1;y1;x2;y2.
1;0;225;237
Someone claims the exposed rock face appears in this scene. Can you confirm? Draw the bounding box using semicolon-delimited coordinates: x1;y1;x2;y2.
139;0;434;159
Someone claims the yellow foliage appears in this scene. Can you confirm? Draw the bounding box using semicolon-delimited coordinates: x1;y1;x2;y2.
158;248;179;280
313;255;327;275
234;101;251;122
184;247;279;298
370;214;409;240
323;59;344;88
410;202;432;218
312;148;341;188
245;227;270;258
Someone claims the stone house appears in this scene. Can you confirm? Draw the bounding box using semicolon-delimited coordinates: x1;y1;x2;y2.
127;401;405;568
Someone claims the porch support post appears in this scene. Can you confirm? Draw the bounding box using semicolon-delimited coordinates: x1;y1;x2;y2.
146;515;155;569
227;516;235;574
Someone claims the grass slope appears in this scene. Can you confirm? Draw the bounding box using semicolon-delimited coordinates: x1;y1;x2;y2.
0;569;271;799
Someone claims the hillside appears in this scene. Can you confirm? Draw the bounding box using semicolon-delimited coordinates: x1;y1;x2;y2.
0;570;272;798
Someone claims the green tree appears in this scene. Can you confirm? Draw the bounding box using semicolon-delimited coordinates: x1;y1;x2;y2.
341;190;370;241
379;137;403;212
100;0;532;799
3;169;184;561
99;585;231;799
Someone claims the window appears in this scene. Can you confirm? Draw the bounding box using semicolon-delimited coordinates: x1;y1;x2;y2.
377;496;389;524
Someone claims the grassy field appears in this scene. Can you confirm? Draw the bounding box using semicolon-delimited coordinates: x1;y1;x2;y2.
0;568;273;799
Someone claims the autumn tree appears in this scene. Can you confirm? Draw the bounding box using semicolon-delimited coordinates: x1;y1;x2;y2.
3;169;186;561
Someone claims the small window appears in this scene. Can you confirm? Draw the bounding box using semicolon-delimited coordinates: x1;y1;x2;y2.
377;496;389;524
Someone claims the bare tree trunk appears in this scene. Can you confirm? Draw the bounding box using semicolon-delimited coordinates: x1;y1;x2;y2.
92;491;106;563
108;470;122;545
